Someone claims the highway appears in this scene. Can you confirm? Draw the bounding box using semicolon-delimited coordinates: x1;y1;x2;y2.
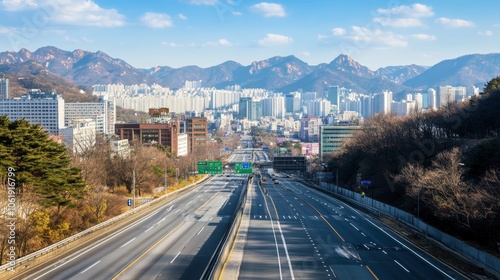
229;174;467;280
14;176;245;280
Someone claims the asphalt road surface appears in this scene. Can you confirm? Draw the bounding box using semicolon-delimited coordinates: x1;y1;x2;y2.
234;175;467;280
14;176;244;280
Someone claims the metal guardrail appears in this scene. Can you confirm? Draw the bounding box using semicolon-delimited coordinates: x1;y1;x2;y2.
0;176;210;275
201;176;251;280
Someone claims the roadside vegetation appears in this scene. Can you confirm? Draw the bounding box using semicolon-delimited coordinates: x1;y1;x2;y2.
0;119;238;265
326;77;500;253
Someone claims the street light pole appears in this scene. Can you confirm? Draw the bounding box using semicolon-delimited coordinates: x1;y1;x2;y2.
132;167;136;209
164;168;167;192
417;189;420;219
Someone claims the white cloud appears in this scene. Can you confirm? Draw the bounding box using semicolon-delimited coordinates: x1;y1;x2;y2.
332;28;346;36
250;2;285;18
373;3;433;27
203;38;233;47
161;42;183;47
218;38;232;46
478;30;493;36
258;33;292;46
178;13;188;20
373;17;423;28
348;26;407;47
184;0;218;5
301;51;311;57
43;0;125;27
412;33;436;41
141;12;173;28
437;17;474;28
1;0;38;11
376;3;433;18
0;26;16;34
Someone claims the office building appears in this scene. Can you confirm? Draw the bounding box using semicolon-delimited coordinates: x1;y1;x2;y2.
300;116;322;142
0;90;64;135
187;117;208;154
0;76;8;100
285;92;301;113
65;96;116;135
327;86;340;107
319;125;362;158
115;122;182;156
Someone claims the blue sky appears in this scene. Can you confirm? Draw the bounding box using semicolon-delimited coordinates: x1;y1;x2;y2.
1;0;499;70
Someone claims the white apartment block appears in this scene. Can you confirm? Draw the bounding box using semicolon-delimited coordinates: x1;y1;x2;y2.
110;139;130;158
0;90;64;135
65;96;116;135
177;133;188;157
437;85;466;107
60;119;97;154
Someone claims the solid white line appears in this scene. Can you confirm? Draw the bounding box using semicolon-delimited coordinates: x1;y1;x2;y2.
80;260;100;274
120;238;136;248
170;252;181;263
394;260;410;272
167;205;174;212
145;226;154;232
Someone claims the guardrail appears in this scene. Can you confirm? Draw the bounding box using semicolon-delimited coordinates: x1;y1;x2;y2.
0;176;210;275
201;175;251;280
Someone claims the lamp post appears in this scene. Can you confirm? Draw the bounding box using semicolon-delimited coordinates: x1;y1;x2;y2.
132;167;136;208
164;167;168;192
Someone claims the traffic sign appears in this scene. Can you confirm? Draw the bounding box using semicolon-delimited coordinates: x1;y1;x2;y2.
361;180;371;186
197;160;223;174
235;162;252;174
127;198;132;206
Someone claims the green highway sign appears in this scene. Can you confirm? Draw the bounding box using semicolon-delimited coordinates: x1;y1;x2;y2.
197;160;223;174
235;162;252;174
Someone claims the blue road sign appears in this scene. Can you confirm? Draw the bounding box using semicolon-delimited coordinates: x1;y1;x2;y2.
127;198;132;206
361;180;371;186
242;162;249;168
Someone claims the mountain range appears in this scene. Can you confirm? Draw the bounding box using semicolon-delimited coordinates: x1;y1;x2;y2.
1;46;500;96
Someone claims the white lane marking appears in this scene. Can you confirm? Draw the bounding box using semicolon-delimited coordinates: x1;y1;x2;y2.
175;209;181;213
167;205;174;212
156;217;166;225
364;218;455;279
394;260;410;272
120;237;136;248
196;227;205;236
80;260;101;274
170;252;181;264
350;223;359;231
186;200;193;205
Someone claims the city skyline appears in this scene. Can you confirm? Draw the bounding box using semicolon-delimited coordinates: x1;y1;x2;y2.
1;1;499;70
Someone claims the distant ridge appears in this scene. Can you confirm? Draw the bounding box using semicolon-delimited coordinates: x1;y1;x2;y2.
1;46;500;94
